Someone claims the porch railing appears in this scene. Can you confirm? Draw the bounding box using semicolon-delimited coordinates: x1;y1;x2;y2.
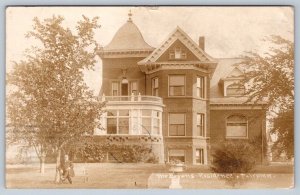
100;93;162;104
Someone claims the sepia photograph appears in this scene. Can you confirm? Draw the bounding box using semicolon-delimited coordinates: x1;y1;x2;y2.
5;6;294;189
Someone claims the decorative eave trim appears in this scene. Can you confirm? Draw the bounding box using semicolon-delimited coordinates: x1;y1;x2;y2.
98;49;154;58
140;63;212;74
139;61;217;75
138;26;217;65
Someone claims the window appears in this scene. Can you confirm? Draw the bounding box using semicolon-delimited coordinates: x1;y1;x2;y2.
152;77;159;96
196;149;204;164
106;110;129;134
169;75;185;96
112;82;120;96
226;83;245;96
197;76;205;98
107;110;117;134
118;110;129;134
141;109;152;135
105;109;162;136
196;113;205;137
130;81;138;95
152;111;160;135
169;113;185;136
169;47;187;60
169;149;185;163
226;115;248;138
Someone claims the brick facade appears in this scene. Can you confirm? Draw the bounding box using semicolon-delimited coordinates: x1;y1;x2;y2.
98;18;267;165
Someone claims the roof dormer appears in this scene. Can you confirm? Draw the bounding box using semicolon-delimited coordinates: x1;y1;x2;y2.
219;66;246;97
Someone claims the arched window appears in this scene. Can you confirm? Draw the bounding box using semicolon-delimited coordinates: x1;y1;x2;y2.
226;83;245;96
226;115;248;138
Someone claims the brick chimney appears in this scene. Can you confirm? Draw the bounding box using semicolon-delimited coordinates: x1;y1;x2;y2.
199;36;205;51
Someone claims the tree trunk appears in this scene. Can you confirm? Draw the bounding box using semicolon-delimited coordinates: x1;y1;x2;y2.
54;149;62;183
39;156;46;174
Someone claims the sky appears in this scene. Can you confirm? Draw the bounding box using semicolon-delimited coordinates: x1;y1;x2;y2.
6;6;294;95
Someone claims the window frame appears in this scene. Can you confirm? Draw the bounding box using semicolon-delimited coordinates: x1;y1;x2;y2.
226;83;246;97
168;113;186;136
168;149;186;163
195;148;205;165
225;114;248;139
111;81;120;96
169;47;187;60
129;80;138;95
196;76;205;98
151;77;159;96
168;75;186;97
106;109;130;135
196;113;205;137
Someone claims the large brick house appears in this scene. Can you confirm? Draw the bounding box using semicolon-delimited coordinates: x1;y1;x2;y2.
96;14;267;165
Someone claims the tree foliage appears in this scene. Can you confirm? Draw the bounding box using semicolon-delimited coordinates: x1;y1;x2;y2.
238;35;294;159
271;108;294;159
6;15;104;174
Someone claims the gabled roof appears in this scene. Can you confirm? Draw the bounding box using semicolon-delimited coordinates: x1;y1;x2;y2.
224;66;244;79
103;20;154;52
210;58;243;99
138;26;217;65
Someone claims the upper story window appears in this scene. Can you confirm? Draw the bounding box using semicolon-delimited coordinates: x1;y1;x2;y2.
197;76;205;98
196;113;205;137
130;81;138;95
112;81;120;96
169;75;185;96
169;113;185;136
152;77;159;96
169;47;187;60
226;115;248;139
226;83;245;96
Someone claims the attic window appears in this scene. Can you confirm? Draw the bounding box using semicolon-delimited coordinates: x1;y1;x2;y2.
226;83;245;96
169;47;187;60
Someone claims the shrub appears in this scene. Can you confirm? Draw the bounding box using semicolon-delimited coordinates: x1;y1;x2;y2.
210;140;259;186
77;143;158;163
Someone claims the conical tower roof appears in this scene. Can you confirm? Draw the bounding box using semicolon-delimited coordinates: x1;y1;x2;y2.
103;13;154;52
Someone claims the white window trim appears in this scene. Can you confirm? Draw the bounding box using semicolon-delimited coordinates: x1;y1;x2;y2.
106;109;130;135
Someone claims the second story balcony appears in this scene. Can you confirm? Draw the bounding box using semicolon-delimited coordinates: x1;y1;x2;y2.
100;94;163;106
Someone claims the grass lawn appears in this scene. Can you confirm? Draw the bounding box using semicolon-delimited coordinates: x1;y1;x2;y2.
6;163;294;189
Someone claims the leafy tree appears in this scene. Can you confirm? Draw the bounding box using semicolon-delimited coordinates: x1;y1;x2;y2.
271;108;294;159
6;15;104;182
238;35;294;159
